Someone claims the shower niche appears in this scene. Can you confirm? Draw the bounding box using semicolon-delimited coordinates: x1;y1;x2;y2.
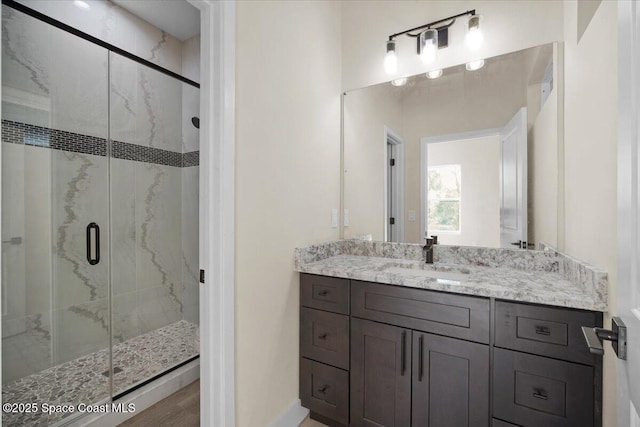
1;3;200;426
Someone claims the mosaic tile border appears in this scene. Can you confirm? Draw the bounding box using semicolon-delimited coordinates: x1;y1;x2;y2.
2;120;199;168
183;150;199;167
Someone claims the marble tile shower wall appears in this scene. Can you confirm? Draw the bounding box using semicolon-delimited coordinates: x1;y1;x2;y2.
14;0;184;76
1;5;200;384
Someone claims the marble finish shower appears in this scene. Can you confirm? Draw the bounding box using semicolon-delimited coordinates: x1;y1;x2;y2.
1;4;200;426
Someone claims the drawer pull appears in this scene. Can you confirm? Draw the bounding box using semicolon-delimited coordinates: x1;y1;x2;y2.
318;290;330;297
535;325;551;336
318;333;328;340
401;331;407;376
533;389;548;400
418;334;424;381
317;385;329;394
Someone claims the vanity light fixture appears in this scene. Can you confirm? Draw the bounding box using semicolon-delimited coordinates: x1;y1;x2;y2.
426;69;443;79
391;78;408;87
384;9;479;73
465;59;485;71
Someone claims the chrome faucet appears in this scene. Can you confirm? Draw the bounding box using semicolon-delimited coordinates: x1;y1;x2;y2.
423;235;437;264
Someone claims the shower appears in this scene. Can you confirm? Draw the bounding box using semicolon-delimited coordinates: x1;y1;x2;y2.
1;3;201;426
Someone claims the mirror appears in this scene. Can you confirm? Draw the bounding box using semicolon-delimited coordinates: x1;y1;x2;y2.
342;43;562;250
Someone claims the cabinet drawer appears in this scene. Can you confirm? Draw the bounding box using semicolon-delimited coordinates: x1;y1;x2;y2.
301;274;350;315
351;281;490;343
495;301;601;365
300;358;349;426
301;307;349;369
493;348;594;427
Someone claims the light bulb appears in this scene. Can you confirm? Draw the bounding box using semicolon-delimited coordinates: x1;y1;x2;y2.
384;40;398;75
391;78;407;87
74;0;90;9
465;15;484;51
465;59;485;71
426;69;443;79
419;29;438;64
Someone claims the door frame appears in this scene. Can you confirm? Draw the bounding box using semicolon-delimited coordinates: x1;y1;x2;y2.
384;126;404;242
187;1;236;426
420;128;501;244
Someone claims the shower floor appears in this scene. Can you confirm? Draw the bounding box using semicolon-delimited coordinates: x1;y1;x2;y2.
2;320;199;427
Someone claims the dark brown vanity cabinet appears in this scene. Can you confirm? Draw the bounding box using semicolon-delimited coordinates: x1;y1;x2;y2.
299;273;602;427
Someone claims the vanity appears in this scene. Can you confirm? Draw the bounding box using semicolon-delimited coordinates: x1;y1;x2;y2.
295;241;607;427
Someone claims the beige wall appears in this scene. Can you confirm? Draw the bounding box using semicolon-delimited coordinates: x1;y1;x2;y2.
235;1;341;426
427;135;500;247
530;88;558;248
341;0;564;90
343;84;403;241
563;1;617;426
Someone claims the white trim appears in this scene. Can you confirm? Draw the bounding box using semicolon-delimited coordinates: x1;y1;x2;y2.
384;126;405;242
420;128;501;241
187;1;236;426
268;399;309;427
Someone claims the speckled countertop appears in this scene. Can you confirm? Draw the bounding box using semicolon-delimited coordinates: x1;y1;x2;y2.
294;240;608;312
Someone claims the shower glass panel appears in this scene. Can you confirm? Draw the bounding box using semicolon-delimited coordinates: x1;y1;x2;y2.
1;4;112;426
109;53;199;397
2;5;200;426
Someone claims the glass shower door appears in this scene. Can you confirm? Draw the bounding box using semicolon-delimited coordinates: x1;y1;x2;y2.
2;5;111;426
108;52;200;397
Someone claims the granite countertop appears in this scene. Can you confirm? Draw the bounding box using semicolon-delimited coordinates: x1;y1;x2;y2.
294;241;609;312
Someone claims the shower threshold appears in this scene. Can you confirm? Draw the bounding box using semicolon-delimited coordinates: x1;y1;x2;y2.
2;320;199;427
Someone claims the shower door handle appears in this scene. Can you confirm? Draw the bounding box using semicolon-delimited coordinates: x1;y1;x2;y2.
86;223;100;265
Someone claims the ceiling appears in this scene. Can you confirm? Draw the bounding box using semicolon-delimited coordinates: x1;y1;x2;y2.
111;0;200;41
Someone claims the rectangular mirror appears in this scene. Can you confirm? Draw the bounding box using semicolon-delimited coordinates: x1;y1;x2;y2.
342;43;563;250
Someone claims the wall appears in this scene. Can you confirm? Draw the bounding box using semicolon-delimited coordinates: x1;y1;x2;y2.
235;1;342;426
341;0;564;90
563;1;617;426
427;135;500;247
343;83;403;241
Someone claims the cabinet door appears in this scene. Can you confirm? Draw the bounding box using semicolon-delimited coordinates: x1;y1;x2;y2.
350;318;411;426
412;331;490;426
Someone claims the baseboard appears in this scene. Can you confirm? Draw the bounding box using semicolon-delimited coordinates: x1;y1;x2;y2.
60;359;200;427
269;399;309;427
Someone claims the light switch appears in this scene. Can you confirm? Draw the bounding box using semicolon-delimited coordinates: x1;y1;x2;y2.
408;210;416;221
331;208;338;228
343;209;350;227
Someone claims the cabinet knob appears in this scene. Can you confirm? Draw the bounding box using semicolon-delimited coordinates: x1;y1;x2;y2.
534;325;551;336
317;385;329;394
318;333;328;340
318;290;329;297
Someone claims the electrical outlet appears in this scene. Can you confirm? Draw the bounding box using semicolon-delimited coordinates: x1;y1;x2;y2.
408;210;416;221
343;209;350;227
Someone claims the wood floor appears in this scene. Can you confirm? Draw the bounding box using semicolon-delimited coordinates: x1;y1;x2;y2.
118;380;327;426
118;380;200;427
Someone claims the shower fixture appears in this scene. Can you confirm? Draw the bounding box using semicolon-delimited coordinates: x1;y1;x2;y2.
192;116;200;129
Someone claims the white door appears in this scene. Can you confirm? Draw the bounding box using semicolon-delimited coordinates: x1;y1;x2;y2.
499;107;528;249
618;1;640;424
